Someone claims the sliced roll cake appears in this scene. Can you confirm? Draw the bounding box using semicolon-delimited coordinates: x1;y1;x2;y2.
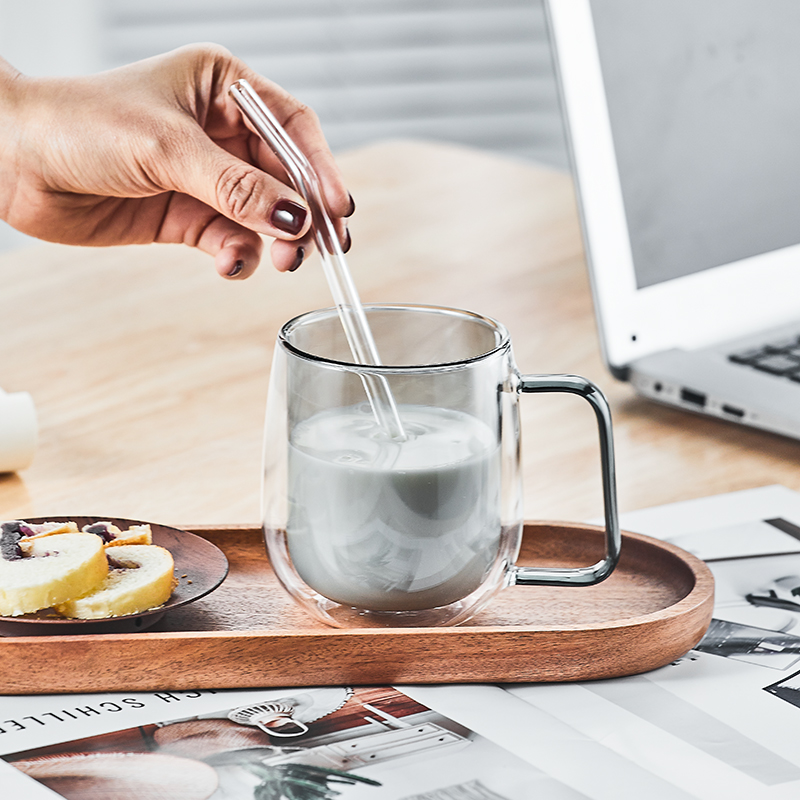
0;531;107;617
56;544;176;619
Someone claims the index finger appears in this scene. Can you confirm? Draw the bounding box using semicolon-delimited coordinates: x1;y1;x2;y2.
237;73;353;221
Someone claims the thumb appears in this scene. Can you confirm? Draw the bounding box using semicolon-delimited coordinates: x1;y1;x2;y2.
169;131;311;241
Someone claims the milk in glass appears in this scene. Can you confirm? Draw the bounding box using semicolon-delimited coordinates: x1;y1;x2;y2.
287;404;501;611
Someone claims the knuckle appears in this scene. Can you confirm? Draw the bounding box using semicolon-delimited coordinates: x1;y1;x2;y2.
138;128;173;162
197;42;232;60
127;122;181;190
215;163;262;220
284;101;318;131
174;42;233;66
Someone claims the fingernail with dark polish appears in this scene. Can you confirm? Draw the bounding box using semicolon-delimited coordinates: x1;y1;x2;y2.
228;260;244;277
271;200;307;236
343;228;352;254
288;247;305;272
346;193;356;217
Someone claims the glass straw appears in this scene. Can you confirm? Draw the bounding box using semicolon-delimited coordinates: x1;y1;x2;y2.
229;79;406;441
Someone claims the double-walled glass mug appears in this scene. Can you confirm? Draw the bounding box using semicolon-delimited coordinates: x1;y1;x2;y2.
262;304;620;627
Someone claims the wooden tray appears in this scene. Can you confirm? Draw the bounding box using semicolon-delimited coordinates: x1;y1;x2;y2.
2;522;713;694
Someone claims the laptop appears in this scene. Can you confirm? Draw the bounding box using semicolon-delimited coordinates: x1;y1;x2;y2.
545;0;800;440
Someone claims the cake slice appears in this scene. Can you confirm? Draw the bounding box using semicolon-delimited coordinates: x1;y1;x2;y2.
1;520;79;543
55;545;176;619
81;521;153;547
0;533;107;617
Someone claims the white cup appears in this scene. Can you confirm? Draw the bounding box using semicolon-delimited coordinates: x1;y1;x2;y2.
0;389;37;473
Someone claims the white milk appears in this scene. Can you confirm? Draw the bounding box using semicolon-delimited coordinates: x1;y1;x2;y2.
287;404;502;611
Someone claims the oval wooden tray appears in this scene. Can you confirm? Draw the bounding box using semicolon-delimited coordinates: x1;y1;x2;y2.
0;522;714;694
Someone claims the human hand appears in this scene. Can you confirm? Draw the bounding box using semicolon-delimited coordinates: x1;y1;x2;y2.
0;44;353;278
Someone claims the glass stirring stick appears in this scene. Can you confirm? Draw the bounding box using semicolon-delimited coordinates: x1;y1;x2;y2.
229;79;406;441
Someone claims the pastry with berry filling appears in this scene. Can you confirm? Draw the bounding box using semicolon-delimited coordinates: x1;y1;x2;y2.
1;519;80;542
81;521;153;547
0;525;108;617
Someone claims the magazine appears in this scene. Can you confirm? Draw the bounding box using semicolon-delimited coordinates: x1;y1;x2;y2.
1;686;578;799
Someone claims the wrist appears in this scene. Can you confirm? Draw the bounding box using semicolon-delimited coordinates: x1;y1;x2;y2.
0;57;24;127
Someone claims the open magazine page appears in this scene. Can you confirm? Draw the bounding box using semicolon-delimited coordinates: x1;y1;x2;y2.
502;484;800;800
1;686;583;799
403;683;699;800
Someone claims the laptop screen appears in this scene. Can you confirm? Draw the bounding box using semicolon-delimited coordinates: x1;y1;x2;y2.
590;0;800;289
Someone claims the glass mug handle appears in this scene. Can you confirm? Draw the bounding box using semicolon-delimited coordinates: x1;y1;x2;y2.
514;374;621;587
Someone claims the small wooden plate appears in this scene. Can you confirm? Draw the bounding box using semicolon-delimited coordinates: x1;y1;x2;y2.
0;522;714;694
0;517;229;635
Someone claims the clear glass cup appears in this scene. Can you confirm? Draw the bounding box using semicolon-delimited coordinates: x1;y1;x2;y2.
262;304;620;627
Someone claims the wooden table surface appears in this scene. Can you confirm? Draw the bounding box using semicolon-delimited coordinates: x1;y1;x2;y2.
1;139;799;531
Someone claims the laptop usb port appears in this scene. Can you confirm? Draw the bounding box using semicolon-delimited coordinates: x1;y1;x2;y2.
680;388;707;408
722;404;745;418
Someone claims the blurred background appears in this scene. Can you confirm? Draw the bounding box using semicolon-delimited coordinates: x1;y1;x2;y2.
0;0;569;252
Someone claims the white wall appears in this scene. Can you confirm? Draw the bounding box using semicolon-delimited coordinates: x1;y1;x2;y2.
0;0;102;77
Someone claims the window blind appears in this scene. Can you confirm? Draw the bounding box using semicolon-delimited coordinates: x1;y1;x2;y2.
101;0;568;168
